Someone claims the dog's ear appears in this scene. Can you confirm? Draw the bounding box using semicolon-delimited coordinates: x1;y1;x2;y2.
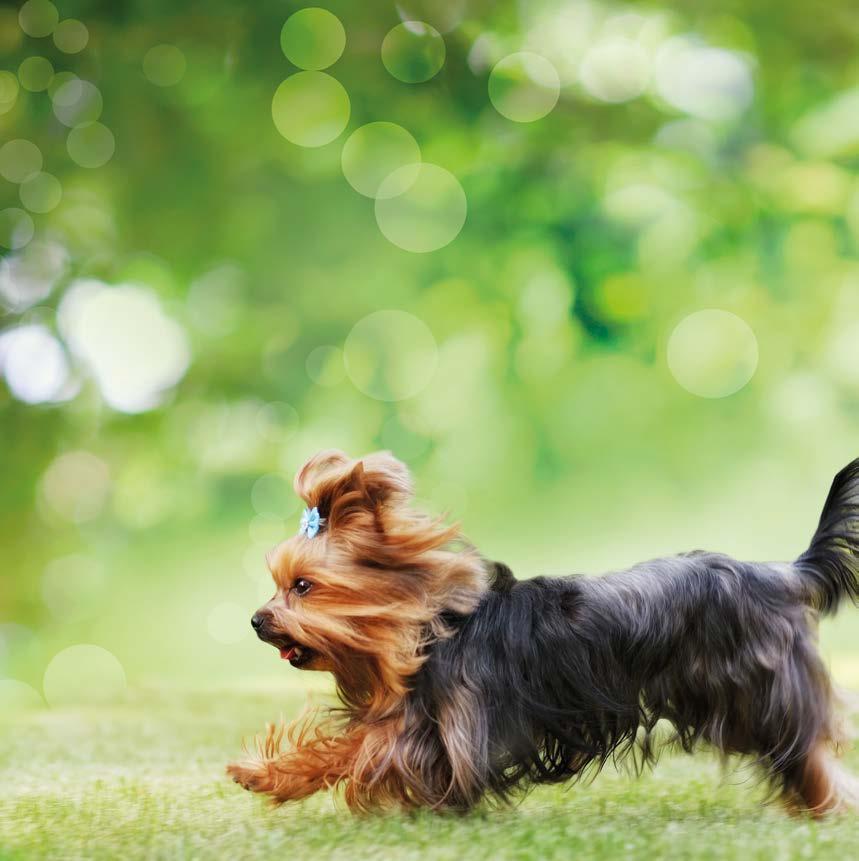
294;449;412;532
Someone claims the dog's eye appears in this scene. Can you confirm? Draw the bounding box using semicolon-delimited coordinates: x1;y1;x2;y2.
293;578;313;596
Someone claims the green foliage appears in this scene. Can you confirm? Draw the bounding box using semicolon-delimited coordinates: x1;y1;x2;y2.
1;0;858;763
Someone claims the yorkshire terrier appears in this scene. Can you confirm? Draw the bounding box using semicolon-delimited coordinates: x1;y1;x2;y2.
227;450;859;815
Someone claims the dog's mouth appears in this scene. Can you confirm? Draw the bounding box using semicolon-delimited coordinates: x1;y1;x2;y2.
274;640;315;668
254;623;316;668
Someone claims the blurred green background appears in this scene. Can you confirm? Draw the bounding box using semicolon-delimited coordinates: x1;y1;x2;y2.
2;0;859;711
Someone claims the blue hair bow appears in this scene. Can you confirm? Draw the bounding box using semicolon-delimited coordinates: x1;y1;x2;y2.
299;506;323;538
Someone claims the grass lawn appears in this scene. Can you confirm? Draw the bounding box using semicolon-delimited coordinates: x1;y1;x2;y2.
1;683;858;861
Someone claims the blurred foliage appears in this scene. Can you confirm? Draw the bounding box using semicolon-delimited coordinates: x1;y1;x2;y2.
2;0;859;688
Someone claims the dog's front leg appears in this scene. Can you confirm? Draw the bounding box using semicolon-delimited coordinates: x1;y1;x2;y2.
227;722;352;804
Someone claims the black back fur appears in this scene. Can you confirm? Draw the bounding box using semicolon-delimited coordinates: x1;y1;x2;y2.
404;459;859;810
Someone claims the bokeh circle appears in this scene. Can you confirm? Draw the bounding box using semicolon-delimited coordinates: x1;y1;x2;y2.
0;71;19;114
42;644;127;707
53;19;89;54
395;0;465;34
18;0;58;38
41;555;106;621
580;38;650;103
381;22;445;83
40;450;111;523
66;122;115;168
341;122;421;199
375;163;466;253
0;208;35;250
19;171;62;213
281;8;346;71
272;72;350;147
344;310;438;401
489;52;560;122
0;679;43;711
143;44;186;87
0;139;42;183
18;56;53;92
52;79;103;127
667;310;759;398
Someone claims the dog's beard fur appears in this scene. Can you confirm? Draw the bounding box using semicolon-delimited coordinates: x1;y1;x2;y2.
228;451;859;816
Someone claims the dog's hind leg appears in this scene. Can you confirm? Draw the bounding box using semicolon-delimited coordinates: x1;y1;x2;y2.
781;742;859;816
761;630;859;817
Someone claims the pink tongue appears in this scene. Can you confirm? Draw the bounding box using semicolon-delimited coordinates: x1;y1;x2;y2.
280;647;296;661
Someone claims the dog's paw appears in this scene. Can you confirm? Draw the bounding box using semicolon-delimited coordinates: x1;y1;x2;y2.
226;760;273;793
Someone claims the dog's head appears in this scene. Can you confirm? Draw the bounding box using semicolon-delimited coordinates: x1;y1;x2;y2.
251;450;487;702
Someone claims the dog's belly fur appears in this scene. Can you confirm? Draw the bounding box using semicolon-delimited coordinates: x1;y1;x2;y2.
408;553;839;809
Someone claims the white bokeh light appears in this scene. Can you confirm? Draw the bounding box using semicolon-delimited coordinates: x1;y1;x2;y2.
518;269;574;331
667;309;759;398
42;644;127;707
66;122;115;168
654;37;753;121
184;400;269;472
19;171;62;213
52;78;102;127
341;122;421;199
0;208;34;250
42;554;106;621
272;72;350;147
375;163;467;253
0;240;67;311
488;53;560;123
47;71;77;105
396;0;465;34
579;37;650;103
280;8;345;71
143;44;186;87
0;325;69;404
770;372;834;426
0;71;19;114
0;679;44;711
18;56;54;92
382;21;446;83
59;280;191;413
18;0;58;38
39;450;111;523
0;139;41;183
344;310;438;401
53;18;89;54
655;119;719;161
186;262;244;336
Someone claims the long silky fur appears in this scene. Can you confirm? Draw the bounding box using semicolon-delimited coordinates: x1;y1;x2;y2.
398;460;859;811
232;452;859;815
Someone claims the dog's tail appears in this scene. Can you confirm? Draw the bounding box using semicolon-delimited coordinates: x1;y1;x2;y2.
795;458;859;614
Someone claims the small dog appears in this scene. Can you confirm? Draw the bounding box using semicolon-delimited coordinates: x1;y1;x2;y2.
228;450;859;815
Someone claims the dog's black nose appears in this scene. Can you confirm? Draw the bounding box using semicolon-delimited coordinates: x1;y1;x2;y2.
251;613;265;631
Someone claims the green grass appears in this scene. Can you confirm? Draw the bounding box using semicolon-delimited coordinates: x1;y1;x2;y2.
1;687;858;861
